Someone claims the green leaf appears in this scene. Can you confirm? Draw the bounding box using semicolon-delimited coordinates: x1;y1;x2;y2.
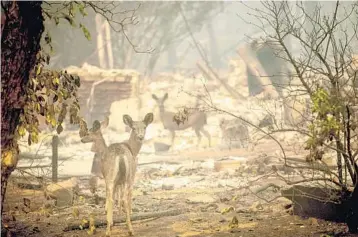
79;23;91;41
69;2;76;17
18;126;26;137
52;77;60;86
62;90;68;98
31;132;39;144
35;103;41;112
50;117;57;128
78;3;87;16
36;66;42;76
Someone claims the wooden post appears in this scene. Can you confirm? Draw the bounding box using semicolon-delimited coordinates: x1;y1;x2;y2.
52;135;59;183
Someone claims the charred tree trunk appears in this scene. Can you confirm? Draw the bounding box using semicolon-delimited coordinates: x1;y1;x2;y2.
1;1;44;215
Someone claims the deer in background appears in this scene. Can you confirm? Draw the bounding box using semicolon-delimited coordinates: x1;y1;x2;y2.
88;116;109;194
152;93;211;150
81;113;154;236
219;118;250;150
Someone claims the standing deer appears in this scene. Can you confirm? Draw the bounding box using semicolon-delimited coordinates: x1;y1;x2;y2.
81;113;154;236
152;93;211;150
88;116;109;194
82;116;125;208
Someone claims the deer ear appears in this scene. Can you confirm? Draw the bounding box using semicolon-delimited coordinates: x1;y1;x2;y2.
152;94;158;101
143;113;154;126
101;116;109;129
163;93;168;101
123;115;133;127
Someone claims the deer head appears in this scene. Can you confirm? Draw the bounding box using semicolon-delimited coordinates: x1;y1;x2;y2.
123;113;153;142
80;117;109;152
152;93;168;111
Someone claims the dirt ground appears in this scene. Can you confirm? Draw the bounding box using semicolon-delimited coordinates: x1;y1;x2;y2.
1;182;355;237
2;145;357;237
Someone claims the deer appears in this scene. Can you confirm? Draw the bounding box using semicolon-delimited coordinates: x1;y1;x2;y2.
80;113;154;236
219;118;250;150
152;93;211;150
87;116;109;194
82;116;123;209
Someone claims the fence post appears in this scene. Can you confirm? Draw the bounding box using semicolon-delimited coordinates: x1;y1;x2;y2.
52;135;59;183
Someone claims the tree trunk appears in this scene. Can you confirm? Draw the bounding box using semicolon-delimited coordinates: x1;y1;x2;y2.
104;21;113;69
346;182;358;233
1;1;44;215
95;14;107;69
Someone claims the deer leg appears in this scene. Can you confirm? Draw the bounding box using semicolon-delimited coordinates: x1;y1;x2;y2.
119;185;125;214
104;183;109;214
88;175;98;195
114;185;120;208
105;184;116;215
124;186;134;236
105;184;114;236
128;185;133;216
194;129;202;148
200;128;211;147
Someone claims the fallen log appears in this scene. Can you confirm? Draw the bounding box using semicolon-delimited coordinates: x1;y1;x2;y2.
63;208;189;231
